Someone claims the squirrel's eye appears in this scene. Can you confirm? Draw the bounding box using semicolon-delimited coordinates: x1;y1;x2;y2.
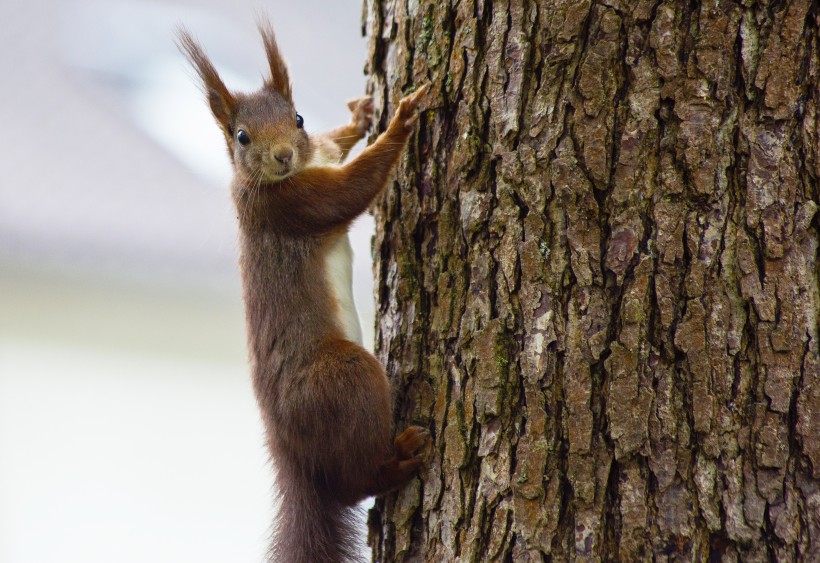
237;129;251;146
295;113;304;129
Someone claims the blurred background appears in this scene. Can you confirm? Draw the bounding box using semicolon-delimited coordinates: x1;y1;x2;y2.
0;1;374;561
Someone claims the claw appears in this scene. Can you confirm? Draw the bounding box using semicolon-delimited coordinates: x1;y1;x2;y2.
394;426;429;459
398;83;431;116
409;82;431;103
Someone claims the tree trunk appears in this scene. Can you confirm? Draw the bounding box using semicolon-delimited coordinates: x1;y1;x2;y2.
363;0;819;560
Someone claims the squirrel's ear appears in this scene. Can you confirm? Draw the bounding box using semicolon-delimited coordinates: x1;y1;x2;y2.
258;21;292;102
176;28;237;137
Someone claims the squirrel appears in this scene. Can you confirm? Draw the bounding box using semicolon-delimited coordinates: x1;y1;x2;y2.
177;21;429;563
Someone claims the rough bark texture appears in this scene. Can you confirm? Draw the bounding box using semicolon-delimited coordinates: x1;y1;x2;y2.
363;1;819;561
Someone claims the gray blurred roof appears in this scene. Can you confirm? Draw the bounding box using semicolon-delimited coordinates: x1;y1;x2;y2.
0;0;368;292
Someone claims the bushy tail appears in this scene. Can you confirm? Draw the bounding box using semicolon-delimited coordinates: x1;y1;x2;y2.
269;475;366;563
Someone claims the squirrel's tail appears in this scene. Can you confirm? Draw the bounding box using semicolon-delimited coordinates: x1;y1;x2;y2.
269;472;365;563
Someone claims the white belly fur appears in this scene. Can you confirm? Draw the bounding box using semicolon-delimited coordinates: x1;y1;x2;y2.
308;142;363;345
325;233;363;345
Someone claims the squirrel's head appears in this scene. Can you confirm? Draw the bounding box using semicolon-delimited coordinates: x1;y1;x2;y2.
178;22;310;183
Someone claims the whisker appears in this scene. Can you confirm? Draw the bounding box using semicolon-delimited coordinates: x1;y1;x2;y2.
238;167;265;225
330;134;366;140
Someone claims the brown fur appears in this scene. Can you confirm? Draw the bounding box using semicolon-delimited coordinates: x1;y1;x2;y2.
177;23;429;563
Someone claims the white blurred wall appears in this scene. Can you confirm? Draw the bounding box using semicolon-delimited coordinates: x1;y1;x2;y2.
0;1;373;561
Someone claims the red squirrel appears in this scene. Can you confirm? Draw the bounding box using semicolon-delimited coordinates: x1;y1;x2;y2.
178;21;429;563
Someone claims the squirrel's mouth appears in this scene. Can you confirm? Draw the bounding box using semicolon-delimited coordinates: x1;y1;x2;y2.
261;163;293;182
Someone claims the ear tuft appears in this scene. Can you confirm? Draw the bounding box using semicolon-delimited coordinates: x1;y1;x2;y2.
176;27;237;136
257;20;292;102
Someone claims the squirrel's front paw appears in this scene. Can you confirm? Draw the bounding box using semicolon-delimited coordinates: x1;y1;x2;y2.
347;96;374;136
391;83;431;133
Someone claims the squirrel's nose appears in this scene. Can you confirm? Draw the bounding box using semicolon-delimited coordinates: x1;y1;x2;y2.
273;146;293;165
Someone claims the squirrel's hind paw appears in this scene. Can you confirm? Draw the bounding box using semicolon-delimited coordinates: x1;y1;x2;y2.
364;426;429;497
394;425;429;460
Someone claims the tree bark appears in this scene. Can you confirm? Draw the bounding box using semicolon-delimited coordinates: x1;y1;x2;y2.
363;1;819;560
